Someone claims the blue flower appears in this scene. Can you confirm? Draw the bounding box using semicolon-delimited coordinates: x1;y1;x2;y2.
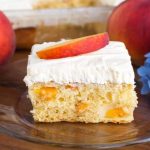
137;52;150;95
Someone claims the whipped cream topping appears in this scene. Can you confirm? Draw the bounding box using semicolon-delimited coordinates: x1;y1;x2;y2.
24;41;135;86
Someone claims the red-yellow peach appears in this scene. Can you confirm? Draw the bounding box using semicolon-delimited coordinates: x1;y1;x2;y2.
108;0;150;65
0;11;16;65
37;33;109;59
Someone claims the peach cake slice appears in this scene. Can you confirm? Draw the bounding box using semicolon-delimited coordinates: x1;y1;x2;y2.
24;33;137;123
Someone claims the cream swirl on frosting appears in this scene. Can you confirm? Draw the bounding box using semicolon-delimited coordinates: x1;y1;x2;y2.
24;40;135;86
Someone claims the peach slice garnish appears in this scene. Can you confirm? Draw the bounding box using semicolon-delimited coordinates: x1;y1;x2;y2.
36;32;109;59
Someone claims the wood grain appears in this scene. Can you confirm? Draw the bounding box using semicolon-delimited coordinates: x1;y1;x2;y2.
1;133;150;150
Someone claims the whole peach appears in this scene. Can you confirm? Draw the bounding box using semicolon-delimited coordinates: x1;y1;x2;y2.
0;11;16;65
108;0;150;65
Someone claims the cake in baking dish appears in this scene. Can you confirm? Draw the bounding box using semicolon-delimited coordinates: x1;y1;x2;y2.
24;33;137;123
1;0;124;50
33;0;125;9
0;0;124;10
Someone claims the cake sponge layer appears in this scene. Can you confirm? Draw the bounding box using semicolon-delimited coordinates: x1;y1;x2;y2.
28;83;137;123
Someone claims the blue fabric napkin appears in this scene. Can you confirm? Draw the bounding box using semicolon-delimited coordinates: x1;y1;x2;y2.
137;53;150;95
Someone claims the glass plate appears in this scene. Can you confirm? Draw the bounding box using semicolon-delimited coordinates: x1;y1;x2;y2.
0;59;150;149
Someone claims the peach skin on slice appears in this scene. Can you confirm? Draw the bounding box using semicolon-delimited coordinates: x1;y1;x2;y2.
36;32;109;59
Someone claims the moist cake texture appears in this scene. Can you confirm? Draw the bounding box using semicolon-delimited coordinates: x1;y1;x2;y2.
24;41;137;123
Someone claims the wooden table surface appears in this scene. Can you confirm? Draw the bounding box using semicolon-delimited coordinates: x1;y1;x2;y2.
0;51;150;150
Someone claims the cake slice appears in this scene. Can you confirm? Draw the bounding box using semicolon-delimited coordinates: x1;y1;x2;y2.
24;36;137;123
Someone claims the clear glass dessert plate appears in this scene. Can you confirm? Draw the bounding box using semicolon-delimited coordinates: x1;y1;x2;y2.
0;59;150;149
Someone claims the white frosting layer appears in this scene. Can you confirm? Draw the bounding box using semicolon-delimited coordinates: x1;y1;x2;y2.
24;41;135;86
